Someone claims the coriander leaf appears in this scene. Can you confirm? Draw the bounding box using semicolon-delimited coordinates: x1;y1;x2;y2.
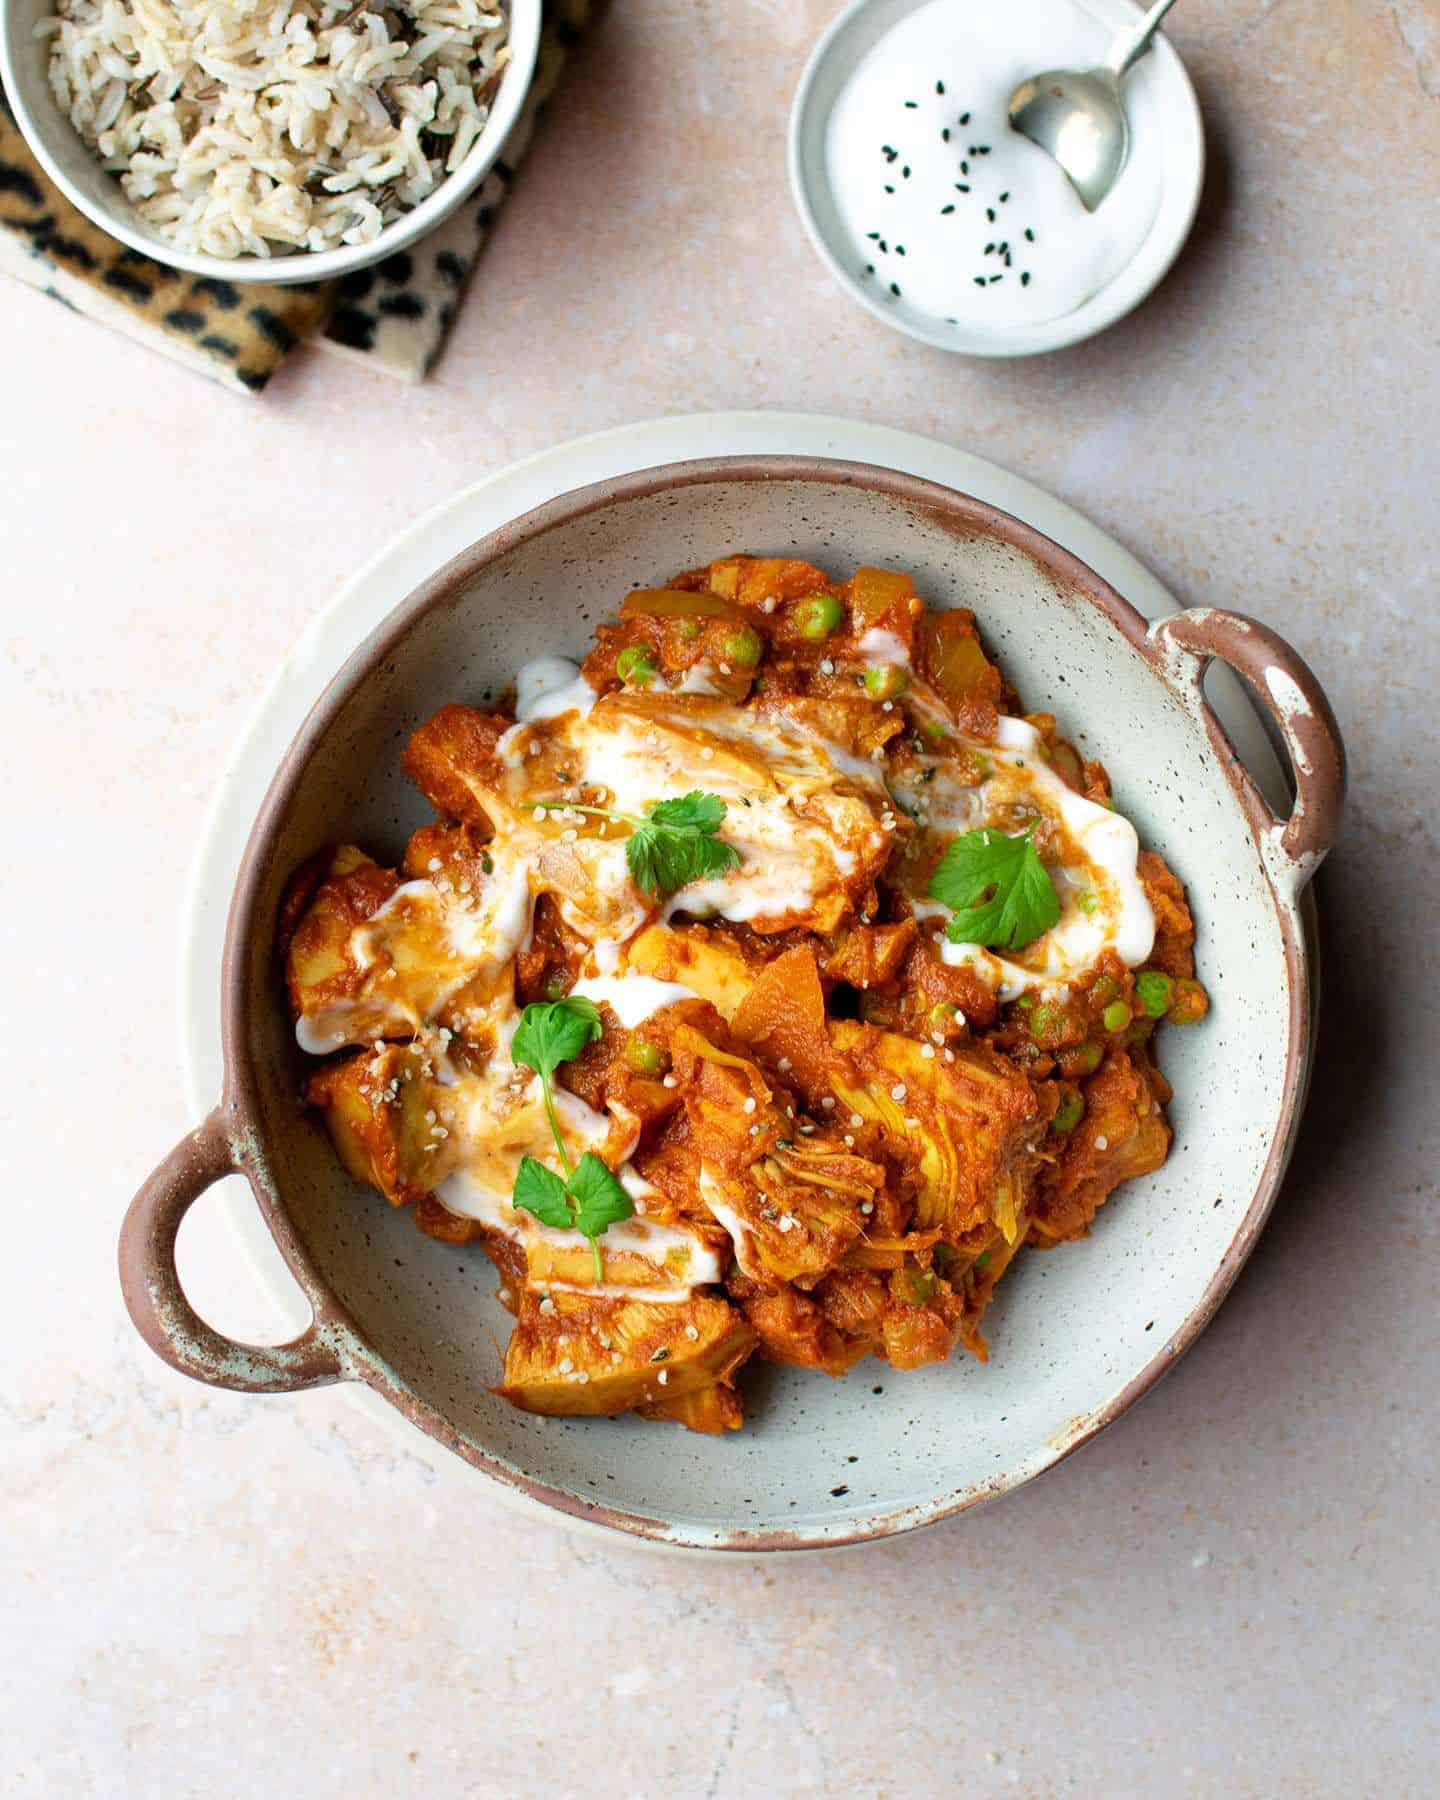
927;825;1061;952
511;996;603;1082
649;791;727;834
625;790;741;897
525;790;741;899
512;996;603;1175
568;1153;635;1237
512;1155;575;1230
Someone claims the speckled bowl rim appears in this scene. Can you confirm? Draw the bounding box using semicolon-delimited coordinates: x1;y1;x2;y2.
120;455;1344;1551
787;0;1206;357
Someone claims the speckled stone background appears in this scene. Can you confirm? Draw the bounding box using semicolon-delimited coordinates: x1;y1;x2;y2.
3;1;1437;1794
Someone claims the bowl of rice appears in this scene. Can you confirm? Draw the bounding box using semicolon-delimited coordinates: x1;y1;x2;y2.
0;0;541;282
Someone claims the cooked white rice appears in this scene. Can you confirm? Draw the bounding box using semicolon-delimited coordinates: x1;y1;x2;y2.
42;0;511;258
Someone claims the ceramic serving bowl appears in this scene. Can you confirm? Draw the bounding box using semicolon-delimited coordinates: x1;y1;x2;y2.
0;0;540;285
120;458;1344;1551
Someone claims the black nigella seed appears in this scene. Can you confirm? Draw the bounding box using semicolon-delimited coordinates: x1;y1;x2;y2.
978;145;991;154
940;203;955;214
902;165;911;178
1021;271;1031;285
1024;227;1035;241
1004;251;1012;266
890;282;901;295
984;241;995;254
936;80;945;94
896;244;906;255
990;273;1002;282
904;99;917;108
866;231;879;240
942;128;950;141
956;182;970;192
967;145;978;154
959;111;971;124
960;160;969;174
884;184;894;193
1000;191;1010;202
879;239;888;251
973;276;986;287
864;264;874;276
986;207;996;222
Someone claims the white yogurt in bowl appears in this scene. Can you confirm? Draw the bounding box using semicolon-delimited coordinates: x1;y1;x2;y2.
789;0;1203;356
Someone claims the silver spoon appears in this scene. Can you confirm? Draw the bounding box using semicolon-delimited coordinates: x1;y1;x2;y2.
1007;0;1182;212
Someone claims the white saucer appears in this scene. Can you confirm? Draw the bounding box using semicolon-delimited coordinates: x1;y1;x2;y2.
788;0;1205;356
179;409;1284;1488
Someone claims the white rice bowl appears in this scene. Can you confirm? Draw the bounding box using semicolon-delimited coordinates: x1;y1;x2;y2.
42;0;512;259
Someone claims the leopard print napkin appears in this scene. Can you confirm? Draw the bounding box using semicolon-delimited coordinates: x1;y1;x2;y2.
0;0;591;392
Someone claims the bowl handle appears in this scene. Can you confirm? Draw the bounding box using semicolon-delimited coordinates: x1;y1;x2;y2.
119;1107;350;1393
1147;608;1346;899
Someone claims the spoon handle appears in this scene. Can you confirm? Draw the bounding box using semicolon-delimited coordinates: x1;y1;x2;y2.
1106;0;1182;78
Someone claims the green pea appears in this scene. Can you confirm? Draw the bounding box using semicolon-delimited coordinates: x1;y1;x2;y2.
1135;971;1174;1019
863;664;909;701
1051;1089;1085;1134
795;593;844;639
616;644;657;686
928;1001;959;1031
1076;891;1099;916
1102;1000;1132;1033
1092;975;1121;1005
544;972;570;1000
720;624;764;667
1029;1002;1068;1043
1059;1040;1103;1077
624;1037;670;1077
676;618;702;643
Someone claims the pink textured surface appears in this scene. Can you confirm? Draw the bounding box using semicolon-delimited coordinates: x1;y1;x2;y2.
2;1;1436;1794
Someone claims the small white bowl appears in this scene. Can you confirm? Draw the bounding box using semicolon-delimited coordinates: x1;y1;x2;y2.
0;0;541;286
788;0;1204;357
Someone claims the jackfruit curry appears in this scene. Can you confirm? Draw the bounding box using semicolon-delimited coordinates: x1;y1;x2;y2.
280;556;1208;1433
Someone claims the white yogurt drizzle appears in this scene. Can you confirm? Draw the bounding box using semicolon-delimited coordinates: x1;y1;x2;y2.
293;850;533;1054
514;656;599;724
890;709;1154;999
698;1169;760;1280
421;1010;722;1303
297;643;1155;1293
497;679;893;932
570;973;704;1026
857;626;910;667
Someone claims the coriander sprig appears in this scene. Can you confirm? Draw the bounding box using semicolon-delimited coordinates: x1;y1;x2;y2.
510;996;633;1280
529;790;741;899
927;824;1061;952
